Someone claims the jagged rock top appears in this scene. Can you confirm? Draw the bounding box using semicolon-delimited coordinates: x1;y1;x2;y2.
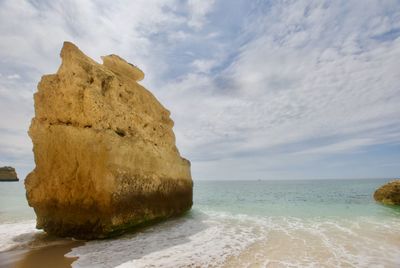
35;41;176;149
0;166;15;172
102;54;145;81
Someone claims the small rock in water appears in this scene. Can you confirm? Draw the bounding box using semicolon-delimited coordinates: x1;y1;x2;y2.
25;42;193;239
374;180;400;205
0;166;19;181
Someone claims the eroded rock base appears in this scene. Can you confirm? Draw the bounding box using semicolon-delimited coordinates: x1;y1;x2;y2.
32;178;192;239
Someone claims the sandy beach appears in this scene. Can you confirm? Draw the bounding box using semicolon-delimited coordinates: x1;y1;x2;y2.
1;241;81;268
0;232;83;268
1;179;400;267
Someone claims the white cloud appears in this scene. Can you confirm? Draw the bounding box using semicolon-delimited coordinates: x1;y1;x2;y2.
293;139;375;155
0;0;188;79
191;59;217;73
187;0;215;30
0;0;187;175
6;74;20;80
0;0;399;179
158;1;400;179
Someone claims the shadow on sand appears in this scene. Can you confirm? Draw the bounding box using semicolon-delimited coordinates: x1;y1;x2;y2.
0;231;83;268
67;209;209;267
0;210;208;268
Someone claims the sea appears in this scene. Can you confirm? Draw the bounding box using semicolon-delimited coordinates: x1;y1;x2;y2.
0;178;399;267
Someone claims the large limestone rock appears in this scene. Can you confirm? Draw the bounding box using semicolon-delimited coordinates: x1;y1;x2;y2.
25;42;193;239
374;180;400;205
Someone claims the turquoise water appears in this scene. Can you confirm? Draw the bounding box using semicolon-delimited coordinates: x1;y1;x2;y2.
1;179;398;221
1;178;400;267
194;179;400;217
0;181;34;223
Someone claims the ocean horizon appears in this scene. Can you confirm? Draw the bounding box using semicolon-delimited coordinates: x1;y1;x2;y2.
1;178;399;267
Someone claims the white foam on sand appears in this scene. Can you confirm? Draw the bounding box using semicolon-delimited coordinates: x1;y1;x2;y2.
223;215;400;267
0;220;39;252
67;210;265;268
67;209;400;268
2;211;400;267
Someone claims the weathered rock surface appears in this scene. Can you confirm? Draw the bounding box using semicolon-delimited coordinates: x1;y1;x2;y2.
0;166;18;181
25;42;193;239
374;180;400;205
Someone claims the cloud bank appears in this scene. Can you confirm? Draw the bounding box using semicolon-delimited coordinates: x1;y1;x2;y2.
0;0;399;180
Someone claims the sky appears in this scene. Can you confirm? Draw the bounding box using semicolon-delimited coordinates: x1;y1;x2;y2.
0;0;400;180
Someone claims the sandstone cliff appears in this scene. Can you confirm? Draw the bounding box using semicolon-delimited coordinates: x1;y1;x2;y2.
0;166;18;181
25;42;192;239
374;180;400;205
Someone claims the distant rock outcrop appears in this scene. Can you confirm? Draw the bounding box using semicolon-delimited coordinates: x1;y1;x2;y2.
0;166;18;181
25;42;193;239
374;180;400;205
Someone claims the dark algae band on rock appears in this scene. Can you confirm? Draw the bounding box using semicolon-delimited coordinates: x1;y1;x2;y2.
25;41;193;239
0;166;19;181
374;180;400;205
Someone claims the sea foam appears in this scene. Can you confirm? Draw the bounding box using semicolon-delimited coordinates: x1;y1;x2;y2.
67;210;263;268
67;209;400;268
0;221;38;252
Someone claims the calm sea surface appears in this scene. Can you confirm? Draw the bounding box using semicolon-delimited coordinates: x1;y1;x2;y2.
1;178;399;267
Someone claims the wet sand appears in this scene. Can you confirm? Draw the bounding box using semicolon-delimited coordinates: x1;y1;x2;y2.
222;219;400;267
0;240;84;268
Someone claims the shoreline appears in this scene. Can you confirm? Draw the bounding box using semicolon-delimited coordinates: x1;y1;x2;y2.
1;179;399;267
0;240;84;268
0;220;84;268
